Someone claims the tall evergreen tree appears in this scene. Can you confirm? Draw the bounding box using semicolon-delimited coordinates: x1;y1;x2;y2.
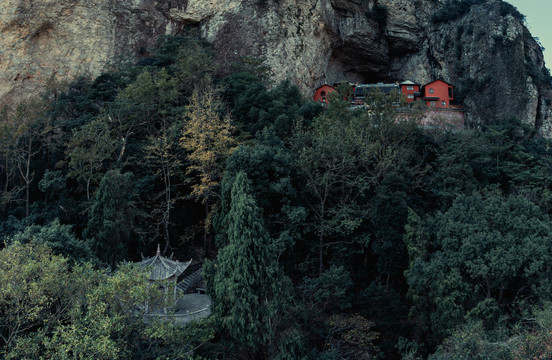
206;171;290;355
84;170;137;266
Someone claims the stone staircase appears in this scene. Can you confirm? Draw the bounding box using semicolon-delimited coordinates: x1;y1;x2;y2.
177;268;203;294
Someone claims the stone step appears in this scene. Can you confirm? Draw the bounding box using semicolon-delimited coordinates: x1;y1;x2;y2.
176;268;203;294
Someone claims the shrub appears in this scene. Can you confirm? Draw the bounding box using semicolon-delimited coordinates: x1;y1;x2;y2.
525;63;552;87
432;0;486;24
499;1;525;22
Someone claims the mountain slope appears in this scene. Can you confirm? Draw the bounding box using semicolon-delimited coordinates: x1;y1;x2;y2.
1;0;550;134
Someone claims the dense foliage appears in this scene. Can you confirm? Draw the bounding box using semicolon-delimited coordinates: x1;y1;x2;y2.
432;0;487;24
431;0;524;24
2;34;552;359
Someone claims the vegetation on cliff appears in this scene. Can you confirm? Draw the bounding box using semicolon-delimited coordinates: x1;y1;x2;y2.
2;35;552;359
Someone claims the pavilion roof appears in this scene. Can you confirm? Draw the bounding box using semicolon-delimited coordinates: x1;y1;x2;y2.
139;245;192;281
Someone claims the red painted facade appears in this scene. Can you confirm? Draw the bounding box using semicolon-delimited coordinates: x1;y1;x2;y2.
422;80;454;109
313;79;461;113
313;84;337;105
399;82;421;104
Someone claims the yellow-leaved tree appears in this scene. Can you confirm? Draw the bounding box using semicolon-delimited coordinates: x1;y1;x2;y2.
181;89;236;256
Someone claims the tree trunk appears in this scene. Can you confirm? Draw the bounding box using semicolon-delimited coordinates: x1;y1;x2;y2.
86;177;91;201
319;205;325;275
163;218;170;256
204;198;209;257
2;157;9;218
25;141;31;218
319;231;324;276
25;182;29;218
163;165;171;255
498;287;504;304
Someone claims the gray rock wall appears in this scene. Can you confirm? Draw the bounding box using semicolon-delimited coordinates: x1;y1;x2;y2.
0;0;185;103
1;0;551;134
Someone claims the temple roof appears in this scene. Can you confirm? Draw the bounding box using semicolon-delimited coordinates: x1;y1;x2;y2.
354;83;399;96
139;245;192;281
400;80;419;85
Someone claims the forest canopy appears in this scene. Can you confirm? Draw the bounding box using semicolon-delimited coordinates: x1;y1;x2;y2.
2;35;552;359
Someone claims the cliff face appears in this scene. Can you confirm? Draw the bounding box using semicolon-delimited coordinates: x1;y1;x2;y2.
1;0;551;134
0;0;186;103
419;1;552;133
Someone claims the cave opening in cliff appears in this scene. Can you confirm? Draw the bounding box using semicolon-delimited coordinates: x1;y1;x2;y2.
356;71;393;85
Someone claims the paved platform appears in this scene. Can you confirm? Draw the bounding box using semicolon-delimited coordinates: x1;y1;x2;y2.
176;293;211;314
144;293;211;324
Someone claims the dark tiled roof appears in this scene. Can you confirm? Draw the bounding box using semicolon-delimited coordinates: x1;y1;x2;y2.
139;245;192;281
423;79;454;87
354;83;399;96
315;84;336;91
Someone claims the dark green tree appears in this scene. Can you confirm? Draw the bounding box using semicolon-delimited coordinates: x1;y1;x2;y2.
84;170;138;266
222;76;322;139
428;130;493;209
66;114;117;200
405;192;552;343
206;171;292;356
214;129;303;268
8;219;94;263
294;91;418;275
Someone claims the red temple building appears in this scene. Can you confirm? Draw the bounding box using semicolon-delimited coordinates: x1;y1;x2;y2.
421;79;455;108
313;84;337;104
314;79;462;114
399;80;421;103
353;83;400;105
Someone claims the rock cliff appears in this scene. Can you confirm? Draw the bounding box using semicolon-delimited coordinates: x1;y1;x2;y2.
1;0;551;134
0;0;186;103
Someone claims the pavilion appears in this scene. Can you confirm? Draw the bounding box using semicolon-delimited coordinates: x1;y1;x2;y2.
139;244;192;313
